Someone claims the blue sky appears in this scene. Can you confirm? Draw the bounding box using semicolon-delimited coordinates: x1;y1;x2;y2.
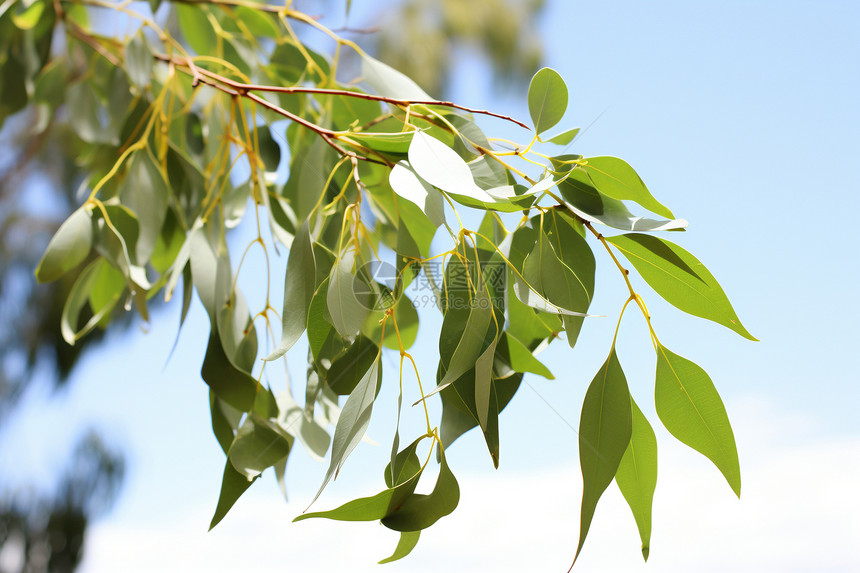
1;0;858;571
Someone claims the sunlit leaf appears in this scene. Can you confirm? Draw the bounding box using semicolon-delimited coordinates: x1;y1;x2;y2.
655;344;741;496
615;398;658;561
575;349;632;563
35;206;92;283
379;531;421;564
311;356;382;506
607;233;756;340
228;414;292;479
528;67;567;135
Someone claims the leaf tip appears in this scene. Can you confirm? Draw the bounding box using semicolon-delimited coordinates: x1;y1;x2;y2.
641;545;650;561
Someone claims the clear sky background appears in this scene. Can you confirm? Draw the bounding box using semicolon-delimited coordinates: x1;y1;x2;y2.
1;0;858;571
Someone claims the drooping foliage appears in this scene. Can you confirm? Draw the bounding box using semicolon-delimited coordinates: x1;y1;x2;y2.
2;0;755;565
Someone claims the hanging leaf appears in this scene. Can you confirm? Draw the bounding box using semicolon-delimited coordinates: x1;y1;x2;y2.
607;233;756;340
124;32;152;90
528;67;567;135
119;149;169;264
381;444;460;532
389;161;445;227
266;221;316;361
296;438;423;523
310;356;382;506
228;414;292;479
209;461;256;530
35;205;92;283
615;398;658;561
327;252;371;338
326;335;379;395
655;344;741;496
379;531;421;564
574;349;632;564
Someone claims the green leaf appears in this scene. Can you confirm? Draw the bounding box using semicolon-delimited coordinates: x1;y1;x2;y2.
516;226;592;320
408;131;497;204
227;414;292;479
235;5;279;38
381;444;460;532
87;257;125;319
439;369;522;466
379;531;421;564
327;335;379;395
344;130;414;154
575;349;632;563
615;398;658;561
296;438;423;523
256;124;281;173
266;221;316;361
119;149;168;264
607;233;756;340
360;53;433;100
474;334;499;432
545;126;580;145
327;252;370;338
275;391;331;460
435;270;493;391
124;32;152;90
209;461;256;530
60;259;121;345
11;0;44;30
496;332;554;379
311;356;382;506
362;292;419;351
559;166;688;232
389;161;445;227
201;327;258;412
177;4;216;55
655;344;741;496
210;391;241;455
35;205;92;283
582;157;674;219
528;67;567;135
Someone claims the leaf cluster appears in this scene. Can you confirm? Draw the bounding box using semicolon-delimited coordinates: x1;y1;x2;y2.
5;0;755;565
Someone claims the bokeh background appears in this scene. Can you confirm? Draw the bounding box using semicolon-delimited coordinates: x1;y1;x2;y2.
1;0;857;571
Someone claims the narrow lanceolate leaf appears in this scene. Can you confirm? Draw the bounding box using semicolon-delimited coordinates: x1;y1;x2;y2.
407;131;495;203
615;398;658;562
210;461;256;530
266;221;316;361
607;233;756;340
119;150;168;263
655;345;741;496
582;157;675;219
379;531;421;564
35;206;92;283
327;253;370;338
575;349;632;564
436;283;493;391
389;161;446;227
310;357;382;506
528;67;568;135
